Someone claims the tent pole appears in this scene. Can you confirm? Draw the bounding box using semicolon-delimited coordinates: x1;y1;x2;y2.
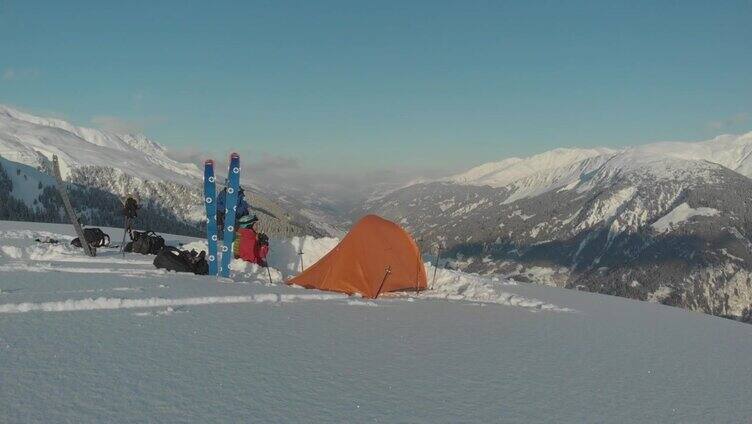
432;243;442;289
375;265;392;299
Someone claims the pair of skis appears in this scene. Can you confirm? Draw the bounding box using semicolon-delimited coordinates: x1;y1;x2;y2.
51;155;96;257
203;153;241;278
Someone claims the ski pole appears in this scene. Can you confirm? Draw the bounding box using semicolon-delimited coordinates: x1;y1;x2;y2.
266;265;274;285
120;217;129;256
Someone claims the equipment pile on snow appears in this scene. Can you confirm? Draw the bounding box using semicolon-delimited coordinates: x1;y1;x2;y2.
153;246;209;275
124;231;165;255
71;228;111;249
288;215;427;298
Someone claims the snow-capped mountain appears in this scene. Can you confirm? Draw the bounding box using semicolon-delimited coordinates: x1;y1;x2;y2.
0;105;326;237
445;133;752;200
0;105;199;182
364;132;752;321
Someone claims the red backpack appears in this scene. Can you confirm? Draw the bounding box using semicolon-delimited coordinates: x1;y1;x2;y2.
237;228;269;265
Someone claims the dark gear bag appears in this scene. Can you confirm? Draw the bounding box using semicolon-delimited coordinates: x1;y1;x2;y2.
71;228;111;248
128;231;165;255
124;197;139;219
153;247;208;275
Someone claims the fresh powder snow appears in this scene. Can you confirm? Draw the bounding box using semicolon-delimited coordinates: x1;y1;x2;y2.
2;220;751;422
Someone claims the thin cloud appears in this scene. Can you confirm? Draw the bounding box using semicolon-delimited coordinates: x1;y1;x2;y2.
90;115;167;135
707;112;750;131
1;67;40;81
163;146;206;166
0;103;68;121
91;116;143;134
164;146;450;206
131;90;147;108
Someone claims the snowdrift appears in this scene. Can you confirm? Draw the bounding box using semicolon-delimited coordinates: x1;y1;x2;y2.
1;223;573;312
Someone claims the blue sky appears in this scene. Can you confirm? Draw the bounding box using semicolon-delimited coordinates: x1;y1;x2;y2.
1;0;750;177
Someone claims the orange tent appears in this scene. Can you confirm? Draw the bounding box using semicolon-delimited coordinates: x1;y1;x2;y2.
288;215;427;298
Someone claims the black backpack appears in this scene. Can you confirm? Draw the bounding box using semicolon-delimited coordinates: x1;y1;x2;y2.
126;231;165;255
71;228;110;248
124;197;139;218
153;247;209;275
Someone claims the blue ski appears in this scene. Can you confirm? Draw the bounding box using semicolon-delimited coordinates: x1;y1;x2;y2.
203;160;218;276
219;153;241;278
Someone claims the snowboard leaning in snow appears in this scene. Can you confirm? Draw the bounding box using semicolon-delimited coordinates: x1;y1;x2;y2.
51;155;96;257
219;153;241;278
203;160;218;276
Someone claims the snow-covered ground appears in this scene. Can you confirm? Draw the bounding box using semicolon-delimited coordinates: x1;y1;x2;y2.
1;220;751;422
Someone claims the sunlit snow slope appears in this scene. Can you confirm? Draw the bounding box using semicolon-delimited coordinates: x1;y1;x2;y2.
1;220;751;422
446;132;752;196
0;105;198;182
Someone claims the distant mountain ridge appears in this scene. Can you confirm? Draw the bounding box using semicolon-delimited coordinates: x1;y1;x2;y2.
443;133;752;200
0;105;199;182
0;105;327;237
365;131;752;322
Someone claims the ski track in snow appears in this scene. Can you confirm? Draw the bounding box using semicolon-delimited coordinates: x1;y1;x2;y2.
0;242;154;265
0;293;349;314
347;299;379;307
0;262;169;276
0;288;574;314
0;230;73;241
1;286;152;296
0;256;577;314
